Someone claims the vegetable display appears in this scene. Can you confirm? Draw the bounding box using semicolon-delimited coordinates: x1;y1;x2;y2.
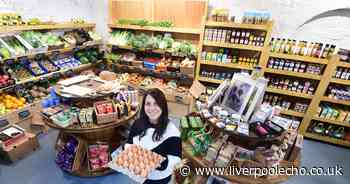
116;19;173;28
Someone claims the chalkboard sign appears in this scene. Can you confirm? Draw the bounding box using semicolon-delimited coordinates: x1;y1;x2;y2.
18;110;31;120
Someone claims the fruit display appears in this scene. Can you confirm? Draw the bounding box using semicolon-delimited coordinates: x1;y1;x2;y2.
39;32;65;49
20;31;46;49
88;144;110;171
111;144;165;183
74;48;100;64
0;73;15;89
0;42;12;60
7;63;33;81
95;101;115;115
38;59;59;73
51;56;81;70
14;86;35;104
109;31;197;57
26;60;47;76
0;13;25;26
116;19;173;28
0;93;26;114
88;31;102;42
2;36;28;56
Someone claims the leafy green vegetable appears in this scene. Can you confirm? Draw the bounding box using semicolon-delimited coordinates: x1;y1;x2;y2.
115;19;173;28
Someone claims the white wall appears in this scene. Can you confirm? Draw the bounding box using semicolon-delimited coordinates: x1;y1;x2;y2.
209;0;350;48
2;0;350;48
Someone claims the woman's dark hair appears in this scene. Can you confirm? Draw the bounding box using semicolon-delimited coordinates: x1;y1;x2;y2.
139;88;169;141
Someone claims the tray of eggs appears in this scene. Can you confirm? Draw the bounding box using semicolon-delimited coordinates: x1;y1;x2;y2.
109;144;165;183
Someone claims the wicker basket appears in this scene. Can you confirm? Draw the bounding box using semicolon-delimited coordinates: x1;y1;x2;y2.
94;100;118;124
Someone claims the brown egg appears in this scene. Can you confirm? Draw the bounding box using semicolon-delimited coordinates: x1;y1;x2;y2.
122;160;129;168
140;169;148;178
116;157;123;165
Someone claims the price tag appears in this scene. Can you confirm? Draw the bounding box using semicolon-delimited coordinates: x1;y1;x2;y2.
18;110;31;120
0;119;9;129
111;45;119;52
4;59;15;65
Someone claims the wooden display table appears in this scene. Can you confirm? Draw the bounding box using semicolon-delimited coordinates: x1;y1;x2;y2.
44;107;139;177
183;141;300;184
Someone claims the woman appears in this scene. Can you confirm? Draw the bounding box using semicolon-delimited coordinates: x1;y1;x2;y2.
127;88;182;184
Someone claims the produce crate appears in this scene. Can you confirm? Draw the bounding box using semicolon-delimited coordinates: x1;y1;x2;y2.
131;60;143;67
180;66;194;77
94;100;118;124
18;33;48;54
87;142;111;172
1;35;29;56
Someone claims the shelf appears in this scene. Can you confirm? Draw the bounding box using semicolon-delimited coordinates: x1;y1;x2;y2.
0;62;98;93
321;96;350;106
304;133;350;147
1;41;102;63
108;24;201;34
183;141;295;184
280;109;305;118
264;68;321;80
337;61;350;68
330;78;350;86
205;21;271;30
0;23;95;33
203;41;263;51
110;63;194;79
266;87;314;99
269;52;329;64
107;44;196;58
198;77;223;84
200;60;254;70
312;116;350;128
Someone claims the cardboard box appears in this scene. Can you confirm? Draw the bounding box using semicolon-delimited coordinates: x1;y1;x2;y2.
0;133;39;163
168;102;191;118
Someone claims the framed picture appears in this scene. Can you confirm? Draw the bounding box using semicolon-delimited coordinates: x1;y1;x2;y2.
243;77;268;122
207;79;230;108
221;74;255;115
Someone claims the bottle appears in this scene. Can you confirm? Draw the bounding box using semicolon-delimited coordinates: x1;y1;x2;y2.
280;39;286;53
260;32;266;46
328;45;336;57
284;39;291;54
307;42;314;56
292;40;299;55
243;32;250;45
274;38;281;53
316;43;323;58
321;44;330;58
311;43;319;57
231;30;236;43
240;31;246;44
226;30;232;43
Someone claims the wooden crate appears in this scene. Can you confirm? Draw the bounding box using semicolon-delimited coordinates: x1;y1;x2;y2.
0;133;39;163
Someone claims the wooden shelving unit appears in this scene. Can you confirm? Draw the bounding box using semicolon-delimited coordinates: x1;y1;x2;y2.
266;87;314;99
281;109;305;118
265;68;322;80
198;77;223;84
108;24;201;34
269;52;329;65
203;41;263;51
0;23;95;33
312;116;350;128
205;21;272;30
320;96;350;106
304;133;350;147
330;78;350;86
200;60;254;70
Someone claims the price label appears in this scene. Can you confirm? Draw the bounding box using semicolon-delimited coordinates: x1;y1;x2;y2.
0;119;9;129
18;110;31;120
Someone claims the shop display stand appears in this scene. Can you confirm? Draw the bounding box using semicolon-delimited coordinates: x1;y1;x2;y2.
299;55;350;147
44;92;139;177
195;19;274;83
182;117;300;184
106;0;208;117
0;23;102;135
183;142;299;184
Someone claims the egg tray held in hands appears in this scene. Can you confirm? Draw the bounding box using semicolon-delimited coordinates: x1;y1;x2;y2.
108;144;165;183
